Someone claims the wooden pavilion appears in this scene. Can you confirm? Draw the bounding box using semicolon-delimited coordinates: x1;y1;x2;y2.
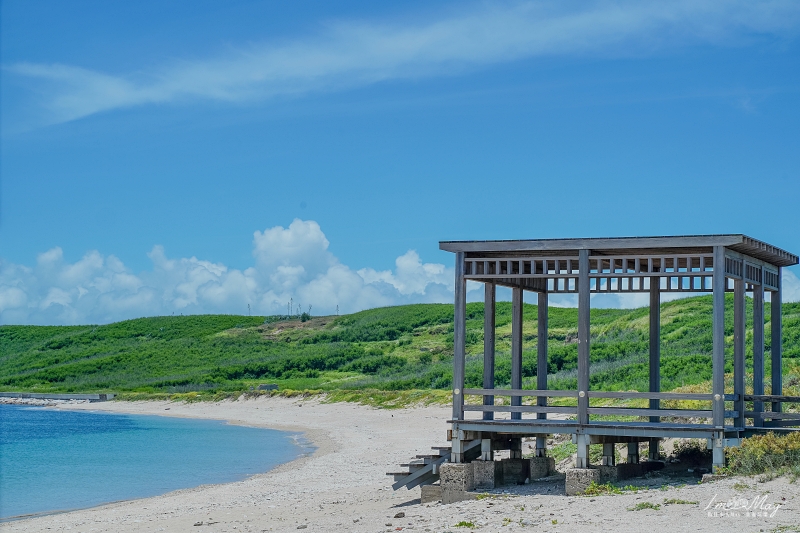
435;234;798;474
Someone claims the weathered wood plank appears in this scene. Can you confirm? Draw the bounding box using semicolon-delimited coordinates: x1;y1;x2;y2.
772;276;783;413
578;248;590;425
452;251;466;422
537;291;548;427
745;394;800;403
747;411;800;420
440;235;745;253
463;405;577;414
734;278;746;428
483;281;496;421
511;287;523;421
587;391;717;401
650;277;660;423
753;281;765;427
463;388;577;397
712;245;726;429
586;407;724;418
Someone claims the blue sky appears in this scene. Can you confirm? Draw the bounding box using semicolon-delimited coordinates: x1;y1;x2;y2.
2;0;799;325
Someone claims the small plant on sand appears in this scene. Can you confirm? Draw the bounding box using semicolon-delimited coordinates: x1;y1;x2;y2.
454;521;475;528
733;481;751;491
551;519;558;525
582;481;641;496
663;498;698;505
628;502;661;511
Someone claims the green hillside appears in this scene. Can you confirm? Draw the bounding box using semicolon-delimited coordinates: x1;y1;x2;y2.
1;295;799;398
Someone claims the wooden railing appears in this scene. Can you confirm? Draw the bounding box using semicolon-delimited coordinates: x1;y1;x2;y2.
462;389;740;421
744;394;800;426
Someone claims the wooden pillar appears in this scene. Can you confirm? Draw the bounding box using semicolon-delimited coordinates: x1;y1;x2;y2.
511;286;523;421
753;281;765;427
483;282;496;422
452;252;466;424
577;249;590;426
734;278;746;429
772;270;783;413
711;246;726;471
576;434;590;469
648;275;661;459
602;443;615;466
536;291;548;457
649;275;661;420
627;442;639;464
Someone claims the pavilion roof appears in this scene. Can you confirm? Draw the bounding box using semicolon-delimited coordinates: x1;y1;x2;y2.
439;234;798;267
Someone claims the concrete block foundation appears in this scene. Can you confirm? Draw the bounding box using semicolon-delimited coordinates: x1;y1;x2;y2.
472;459;502;489
441;488;478;504
529;456;555;480
565;468;601;496
501;458;530;484
420;484;442;504
439;462;475;492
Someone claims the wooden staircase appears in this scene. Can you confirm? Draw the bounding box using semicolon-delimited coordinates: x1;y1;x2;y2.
387;439;481;490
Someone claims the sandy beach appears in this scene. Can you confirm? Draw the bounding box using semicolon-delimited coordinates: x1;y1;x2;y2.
5;396;800;532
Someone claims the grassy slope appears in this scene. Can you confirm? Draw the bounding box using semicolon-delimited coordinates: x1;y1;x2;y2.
1;296;799;397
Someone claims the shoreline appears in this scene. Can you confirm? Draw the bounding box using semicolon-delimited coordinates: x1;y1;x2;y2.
6;397;800;532
0;399;322;524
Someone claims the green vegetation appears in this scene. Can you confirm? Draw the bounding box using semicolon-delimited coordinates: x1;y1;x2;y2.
454;521;476;528
672;439;712;463
628;502;661;511
1;296;798;403
663;498;698;505
581;481;639;496
724;432;800;478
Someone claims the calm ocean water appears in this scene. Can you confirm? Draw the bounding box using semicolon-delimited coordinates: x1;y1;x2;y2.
0;404;308;520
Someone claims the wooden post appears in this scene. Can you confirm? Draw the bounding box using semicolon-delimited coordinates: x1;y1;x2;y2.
649;274;661;459
536;291;548;457
734;278;746;429
712;246;726;471
578;249;590;426
602;443;615;466
772;270;783;413
627;442;639;464
511;286;523;421
483;282;496;422
576;434;590;469
753;280;765;427
452;252;466;424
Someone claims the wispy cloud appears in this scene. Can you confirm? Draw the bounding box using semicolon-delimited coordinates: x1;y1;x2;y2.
7;0;800;124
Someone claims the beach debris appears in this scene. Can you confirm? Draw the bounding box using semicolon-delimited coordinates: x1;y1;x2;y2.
193;521;203;526
297;525;307;529
394;512;405;518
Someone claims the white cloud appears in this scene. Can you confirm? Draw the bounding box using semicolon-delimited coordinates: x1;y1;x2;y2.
0;219;453;325
2;220;798;325
9;0;800;124
783;269;800;303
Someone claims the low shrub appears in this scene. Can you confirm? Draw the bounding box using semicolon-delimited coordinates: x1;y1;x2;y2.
724;432;800;477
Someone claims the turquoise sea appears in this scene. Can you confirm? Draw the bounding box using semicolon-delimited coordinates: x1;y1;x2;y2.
0;404;308;520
